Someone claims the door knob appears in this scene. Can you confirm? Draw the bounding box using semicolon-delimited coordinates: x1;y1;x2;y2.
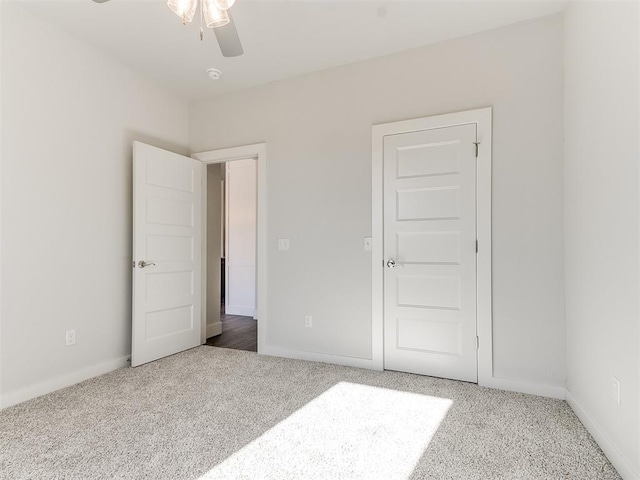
386;259;404;268
138;260;156;268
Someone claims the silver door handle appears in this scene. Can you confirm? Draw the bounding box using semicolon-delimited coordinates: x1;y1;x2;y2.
138;260;156;268
387;259;403;268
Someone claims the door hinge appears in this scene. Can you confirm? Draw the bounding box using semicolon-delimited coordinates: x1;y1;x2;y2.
474;141;480;158
476;336;479;349
475;240;478;253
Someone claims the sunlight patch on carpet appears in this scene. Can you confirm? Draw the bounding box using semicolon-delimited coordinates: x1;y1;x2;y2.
198;382;452;480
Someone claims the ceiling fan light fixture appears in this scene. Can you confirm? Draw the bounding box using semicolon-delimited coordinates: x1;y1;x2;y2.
204;0;230;28
213;0;236;10
167;0;198;24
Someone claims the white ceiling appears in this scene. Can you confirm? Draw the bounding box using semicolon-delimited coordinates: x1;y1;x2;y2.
15;0;568;101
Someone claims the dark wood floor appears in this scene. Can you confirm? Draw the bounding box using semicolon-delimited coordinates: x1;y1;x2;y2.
205;311;257;352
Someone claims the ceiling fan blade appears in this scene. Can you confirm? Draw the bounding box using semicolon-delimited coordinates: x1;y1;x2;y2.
214;13;244;57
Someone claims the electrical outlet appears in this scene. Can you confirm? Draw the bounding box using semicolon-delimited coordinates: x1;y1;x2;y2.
304;315;313;328
278;238;290;251
65;330;76;346
612;376;621;405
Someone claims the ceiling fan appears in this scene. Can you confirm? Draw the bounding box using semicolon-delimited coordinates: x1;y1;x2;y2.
92;0;244;58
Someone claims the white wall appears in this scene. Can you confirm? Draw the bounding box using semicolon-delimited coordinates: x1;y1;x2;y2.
190;15;566;389
564;2;640;478
0;4;189;406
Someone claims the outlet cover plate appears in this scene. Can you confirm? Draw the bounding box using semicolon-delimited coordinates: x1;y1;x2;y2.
65;330;76;346
278;238;290;251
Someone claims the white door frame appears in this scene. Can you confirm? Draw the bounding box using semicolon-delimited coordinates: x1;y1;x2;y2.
191;143;267;354
371;108;493;386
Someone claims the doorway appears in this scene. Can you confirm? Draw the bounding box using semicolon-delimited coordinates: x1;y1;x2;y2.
204;158;258;352
383;123;478;382
371;109;493;385
191;143;268;354
131;142;266;367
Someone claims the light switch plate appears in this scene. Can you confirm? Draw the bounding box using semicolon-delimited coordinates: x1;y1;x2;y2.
364;237;372;251
278;238;290;251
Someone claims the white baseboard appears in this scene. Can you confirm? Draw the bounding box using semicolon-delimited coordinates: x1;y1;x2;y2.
1;355;129;409
566;390;639;480
206;321;222;338
259;345;380;371
260;345;565;399
480;375;566;399
226;305;254;316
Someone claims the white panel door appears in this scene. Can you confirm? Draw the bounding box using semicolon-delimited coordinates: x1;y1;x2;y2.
383;124;478;382
132;142;202;367
225;158;257;317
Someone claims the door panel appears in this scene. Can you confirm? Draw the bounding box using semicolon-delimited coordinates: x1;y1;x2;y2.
225;158;257;317
146;235;193;262
396;274;462;309
396;141;461;178
396;317;462;354
396;231;461;264
397;186;460;221
132;141;202;367
383;124;477;382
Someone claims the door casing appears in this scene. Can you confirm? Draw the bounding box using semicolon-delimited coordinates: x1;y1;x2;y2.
192;143;267;354
371;108;493;386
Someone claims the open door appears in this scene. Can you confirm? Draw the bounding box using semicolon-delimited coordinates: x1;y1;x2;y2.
132;141;202;367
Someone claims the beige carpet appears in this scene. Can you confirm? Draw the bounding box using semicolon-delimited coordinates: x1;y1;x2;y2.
0;346;620;479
